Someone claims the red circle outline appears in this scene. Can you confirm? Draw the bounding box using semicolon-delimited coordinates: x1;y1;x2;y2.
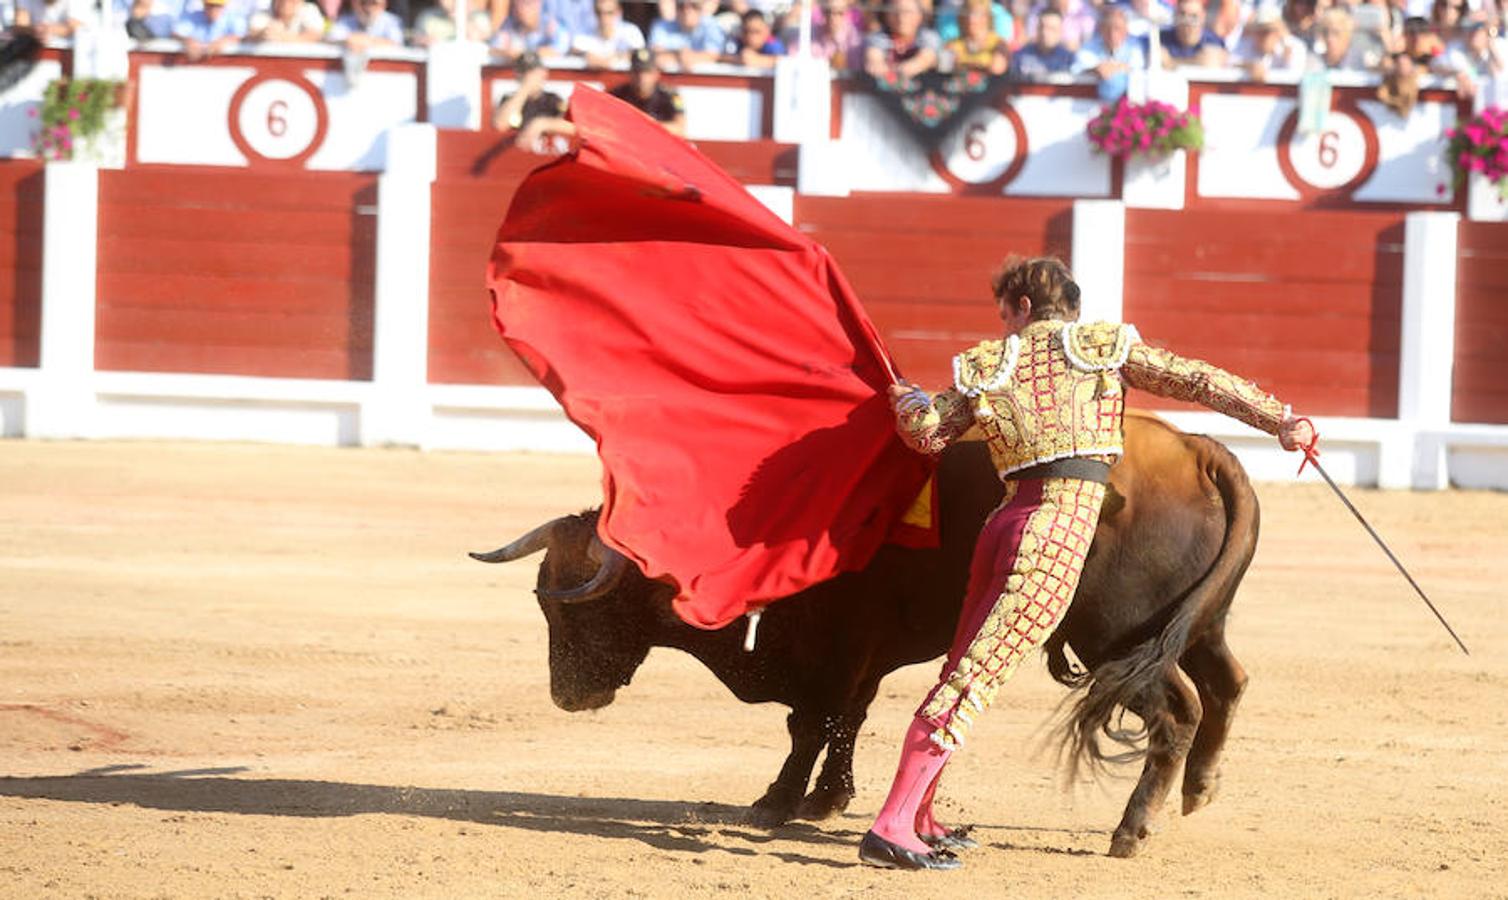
1274;103;1380;202
227;73;330;169
929;100;1030;195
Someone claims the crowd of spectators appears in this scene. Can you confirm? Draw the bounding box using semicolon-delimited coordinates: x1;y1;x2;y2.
6;0;1504;101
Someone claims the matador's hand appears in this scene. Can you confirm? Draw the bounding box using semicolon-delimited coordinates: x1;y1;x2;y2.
887;381;930;415
1279;410;1317;452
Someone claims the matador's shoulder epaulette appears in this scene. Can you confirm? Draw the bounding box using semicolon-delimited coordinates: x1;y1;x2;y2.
952;337;1018;397
1061;321;1142;372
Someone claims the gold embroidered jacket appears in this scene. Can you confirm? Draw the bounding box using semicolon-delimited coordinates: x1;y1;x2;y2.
894;319;1287;477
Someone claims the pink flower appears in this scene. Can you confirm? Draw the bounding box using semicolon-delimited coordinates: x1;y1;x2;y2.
1470;156;1487;173
1436;183;1447;196
1465;124;1487;145
67;108;79;121
26;108;36;118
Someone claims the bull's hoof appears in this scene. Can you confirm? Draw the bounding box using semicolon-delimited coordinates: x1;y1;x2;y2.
1108;828;1149;859
747;788;801;828
1182;772;1221;816
796;785;854;821
1181;783;1219;816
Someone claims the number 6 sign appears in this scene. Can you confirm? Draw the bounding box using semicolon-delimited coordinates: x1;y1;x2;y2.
929;104;1029;194
228;74;329;168
1276;106;1378;198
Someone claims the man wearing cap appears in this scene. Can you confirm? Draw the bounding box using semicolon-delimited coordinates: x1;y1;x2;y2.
494;52;570;140
172;0;249;60
1234;4;1307;79
610;48;687;135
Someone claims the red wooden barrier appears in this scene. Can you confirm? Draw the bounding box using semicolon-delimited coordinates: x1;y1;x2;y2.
95;167;377;380
0;161;43;369
427;131;799;385
1123;208;1404;418
796;194;1074;388
1454;222;1508;425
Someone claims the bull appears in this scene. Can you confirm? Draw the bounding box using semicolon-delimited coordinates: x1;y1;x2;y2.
471;412;1258;857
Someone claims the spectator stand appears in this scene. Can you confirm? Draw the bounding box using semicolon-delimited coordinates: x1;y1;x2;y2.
0;29;1502;488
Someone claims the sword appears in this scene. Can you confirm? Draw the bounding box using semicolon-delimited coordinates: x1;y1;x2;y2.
1293;420;1470;656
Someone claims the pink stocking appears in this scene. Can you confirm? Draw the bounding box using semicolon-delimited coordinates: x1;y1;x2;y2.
914;768;947;839
869;716;953;854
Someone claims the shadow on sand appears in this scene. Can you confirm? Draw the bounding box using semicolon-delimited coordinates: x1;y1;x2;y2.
0;766;861;867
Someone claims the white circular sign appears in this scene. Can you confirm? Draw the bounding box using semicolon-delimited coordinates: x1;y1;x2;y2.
1287;112;1368;190
235;79;320;161
939;107;1018;186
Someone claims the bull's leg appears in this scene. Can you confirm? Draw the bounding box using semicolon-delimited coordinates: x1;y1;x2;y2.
748;709;826;827
1108;666;1203;859
797;678;882;820
1179;633;1249;816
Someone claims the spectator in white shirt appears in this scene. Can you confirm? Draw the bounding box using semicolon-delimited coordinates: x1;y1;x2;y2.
1439;19;1506;98
412;0;492;44
1315;6;1382;70
1235;4;1308;77
15;0;91;39
569;0;643;67
249;0;326;42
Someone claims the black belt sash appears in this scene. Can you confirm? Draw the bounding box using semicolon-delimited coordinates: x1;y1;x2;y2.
1004;458;1113;484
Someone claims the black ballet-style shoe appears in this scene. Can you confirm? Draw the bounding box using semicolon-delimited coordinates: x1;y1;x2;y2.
858;830;963;871
921;826;979;852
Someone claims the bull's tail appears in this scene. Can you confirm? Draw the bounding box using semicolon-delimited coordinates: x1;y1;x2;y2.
1046;438;1259;781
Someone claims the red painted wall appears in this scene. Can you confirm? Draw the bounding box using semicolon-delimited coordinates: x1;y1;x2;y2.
1454;222;1508;425
0;161;43;368
95;168;377;380
427;131;798;385
1123;208;1404;418
795;194;1074;388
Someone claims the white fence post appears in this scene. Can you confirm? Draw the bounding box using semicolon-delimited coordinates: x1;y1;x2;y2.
27;162;100;439
1071;199;1126;323
1395;210;1461;489
362;123;437;447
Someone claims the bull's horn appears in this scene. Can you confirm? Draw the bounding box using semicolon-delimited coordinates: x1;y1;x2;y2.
468;516;568;563
537;538;629;604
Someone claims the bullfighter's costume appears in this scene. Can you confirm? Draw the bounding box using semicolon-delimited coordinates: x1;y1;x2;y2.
861;317;1298;870
900;319;1287;752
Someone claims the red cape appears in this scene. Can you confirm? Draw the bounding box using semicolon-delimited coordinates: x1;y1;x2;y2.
487;87;933;630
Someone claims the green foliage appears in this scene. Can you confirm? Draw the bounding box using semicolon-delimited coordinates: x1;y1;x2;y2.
33;78;126;161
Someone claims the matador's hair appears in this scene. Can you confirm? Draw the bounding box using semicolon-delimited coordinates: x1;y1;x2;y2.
990;255;1082;322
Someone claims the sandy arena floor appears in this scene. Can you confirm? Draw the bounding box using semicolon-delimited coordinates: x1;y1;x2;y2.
1;439;1505;899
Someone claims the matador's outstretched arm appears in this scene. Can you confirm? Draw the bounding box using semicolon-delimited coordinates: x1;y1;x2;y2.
1121;342;1314;450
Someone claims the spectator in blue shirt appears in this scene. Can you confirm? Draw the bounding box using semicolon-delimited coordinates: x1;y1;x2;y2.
326;0;405;49
1073;5;1149;101
649;0;727;70
1012;8;1076;77
728;9;784;68
491;0;569;62
543;0;595;41
1160;0;1227;67
173;0;248;60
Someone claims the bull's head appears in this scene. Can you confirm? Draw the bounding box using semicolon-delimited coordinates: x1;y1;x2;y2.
471;511;661;712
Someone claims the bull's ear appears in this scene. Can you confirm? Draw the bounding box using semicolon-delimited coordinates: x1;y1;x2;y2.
469;516;568;563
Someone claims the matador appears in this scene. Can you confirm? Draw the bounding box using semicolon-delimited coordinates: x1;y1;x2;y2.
858;256;1317;871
